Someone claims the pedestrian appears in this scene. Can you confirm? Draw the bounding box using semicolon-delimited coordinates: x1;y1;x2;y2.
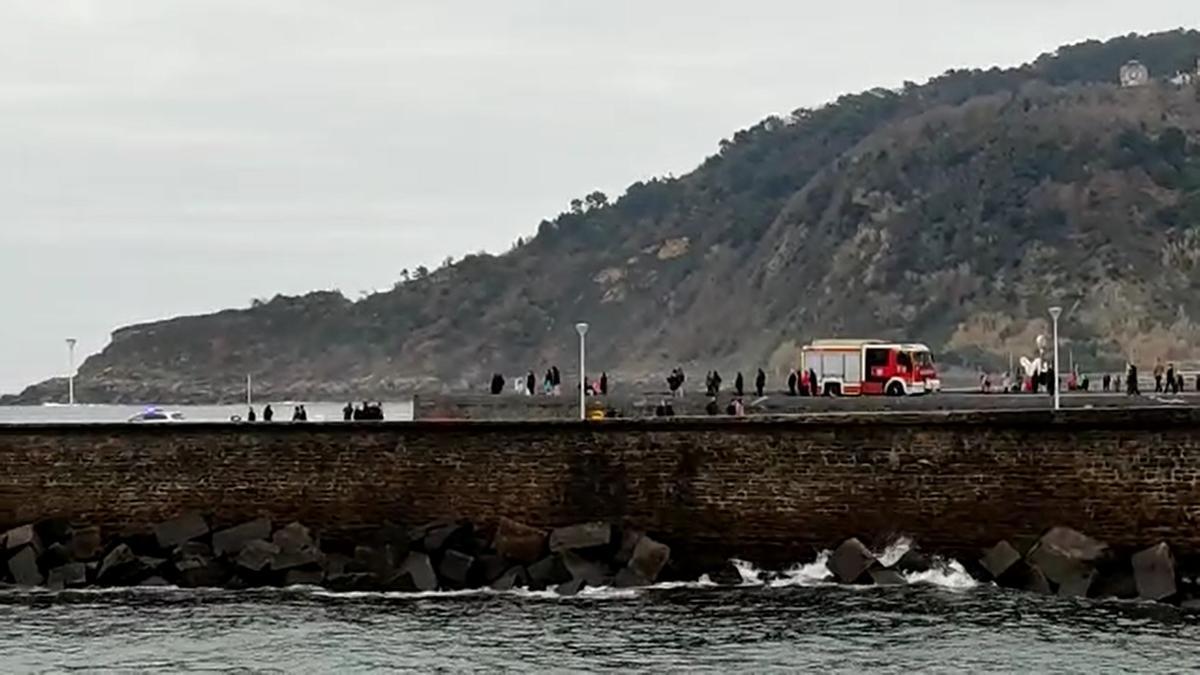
1166;363;1177;394
1102;374;1111;392
712;370;722;395
787;369;798;396
551;366;562;396
1127;363;1140;395
600;372;608;396
263;404;273;422
292;406;302;421
1177;373;1185;395
490;373;505;395
343;402;353;421
1154;360;1165;393
808;368;819;396
526;371;535;396
755;369;766;397
247;407;257;422
734;372;744;397
298;405;308;421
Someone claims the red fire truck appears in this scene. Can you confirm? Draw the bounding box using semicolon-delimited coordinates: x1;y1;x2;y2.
801;339;940;396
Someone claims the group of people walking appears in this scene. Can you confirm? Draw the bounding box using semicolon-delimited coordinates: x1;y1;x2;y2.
490;367;611;397
242;404;307;422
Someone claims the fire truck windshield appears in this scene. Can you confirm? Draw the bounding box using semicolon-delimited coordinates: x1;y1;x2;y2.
912;351;934;367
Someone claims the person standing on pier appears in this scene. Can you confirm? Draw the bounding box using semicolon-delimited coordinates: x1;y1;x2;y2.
1153;360;1164;392
263;404;273;422
755;369;766;397
525;371;536;396
551;366;562;395
600;372;608;396
734;372;744;397
1127;363;1140;395
1166;363;1177;394
1102;374;1111;392
247;407;257;422
787;369;798;396
343;402;353;421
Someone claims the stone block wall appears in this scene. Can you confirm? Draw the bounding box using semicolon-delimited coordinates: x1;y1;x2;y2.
2;409;1199;569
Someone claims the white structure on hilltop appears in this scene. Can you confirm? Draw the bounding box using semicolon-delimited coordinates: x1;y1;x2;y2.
1168;58;1200;86
1120;60;1150;87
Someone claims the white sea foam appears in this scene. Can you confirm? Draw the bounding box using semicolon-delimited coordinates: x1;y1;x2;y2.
903;559;977;589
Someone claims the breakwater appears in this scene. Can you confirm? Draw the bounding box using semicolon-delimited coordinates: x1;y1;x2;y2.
2;409;1200;599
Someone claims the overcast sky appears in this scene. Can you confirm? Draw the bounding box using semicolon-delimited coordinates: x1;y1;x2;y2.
1;1;1195;395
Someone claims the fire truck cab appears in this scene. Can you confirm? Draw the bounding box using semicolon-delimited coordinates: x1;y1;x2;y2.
801;339;940;396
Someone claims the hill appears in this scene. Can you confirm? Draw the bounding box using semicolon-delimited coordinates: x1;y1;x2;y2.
9;30;1200;403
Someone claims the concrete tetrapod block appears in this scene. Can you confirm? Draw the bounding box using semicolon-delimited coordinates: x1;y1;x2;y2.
212;519;272;557
397;552;438;592
549;522;612;553
439;550;475;587
626;535;670;583
527;555;571;590
177;556;231;588
555;578;586;596
1132;542;1177;601
1027;527;1108;586
47;562;88;590
979;541;1022;580
490;567;529;591
97;544;139;584
4;524;40;552
492;518;546;564
868;568;907;586
1056;568;1097;598
272;522;315;553
562;552;609;586
39;542;72;570
8;546;43;587
828;538;875;584
614;529;642;566
615;567;650;588
153;513;209;549
68;526;103;561
271;546;322;571
235;540;280;572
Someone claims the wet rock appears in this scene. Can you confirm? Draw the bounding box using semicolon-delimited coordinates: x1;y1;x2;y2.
493;518;546;563
626;535;670;583
272;522;315;552
979;541;1021;580
68;526;104;561
828;538;875;584
614;567;650;588
527;555;571;590
321;553;351;578
235;540;280;572
176;555;230;588
212;519;272;557
423;523;469;554
271;546;322;571
47;562;88;590
1026;527;1107;587
1021;564;1052;595
8;547;43;587
439;550;475;586
1132;542;1177;601
549;522;612;553
476;554;509;584
39;542;72;569
614;528;642;566
868;568;906;586
556;578;586;596
707;561;744;586
890;549;932;575
285;568;325;586
4;524;40;552
326;573;378;592
353;545;399;580
140;576;171;587
153;513;209;549
562;552;609;586
393;552;437;592
174;541;212;560
490;566;529;592
1056;568;1096;598
97;544;139;584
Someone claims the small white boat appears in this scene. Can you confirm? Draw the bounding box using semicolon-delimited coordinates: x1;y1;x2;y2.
127;407;185;423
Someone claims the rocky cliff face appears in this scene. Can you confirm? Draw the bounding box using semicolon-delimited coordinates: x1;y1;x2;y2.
9;30;1200;404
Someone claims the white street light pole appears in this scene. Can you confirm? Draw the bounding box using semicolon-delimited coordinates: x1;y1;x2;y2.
1049;307;1062;411
65;338;77;406
575;322;589;421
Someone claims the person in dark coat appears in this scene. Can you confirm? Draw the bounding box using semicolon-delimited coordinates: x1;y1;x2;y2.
526;371;536;396
298;405;308;421
787;370;797;396
1127;363;1139;395
808;369;819;396
292;406;302;421
755;369;766;397
1166;364;1177;394
247;407;257;422
343;402;353;421
600;372;608;396
734;372;744;397
263;404;273;422
490;373;505;395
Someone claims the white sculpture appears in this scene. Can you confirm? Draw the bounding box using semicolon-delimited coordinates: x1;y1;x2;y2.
1120;60;1150;88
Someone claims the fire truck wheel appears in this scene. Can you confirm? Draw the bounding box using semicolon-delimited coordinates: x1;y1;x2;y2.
886;382;905;396
824;383;842;397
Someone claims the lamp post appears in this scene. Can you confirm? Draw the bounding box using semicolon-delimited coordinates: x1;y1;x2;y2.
575;322;589;421
65;338;77;406
1048;307;1062;411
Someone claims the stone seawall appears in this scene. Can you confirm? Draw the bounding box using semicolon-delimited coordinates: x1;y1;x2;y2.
2;409;1200;570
